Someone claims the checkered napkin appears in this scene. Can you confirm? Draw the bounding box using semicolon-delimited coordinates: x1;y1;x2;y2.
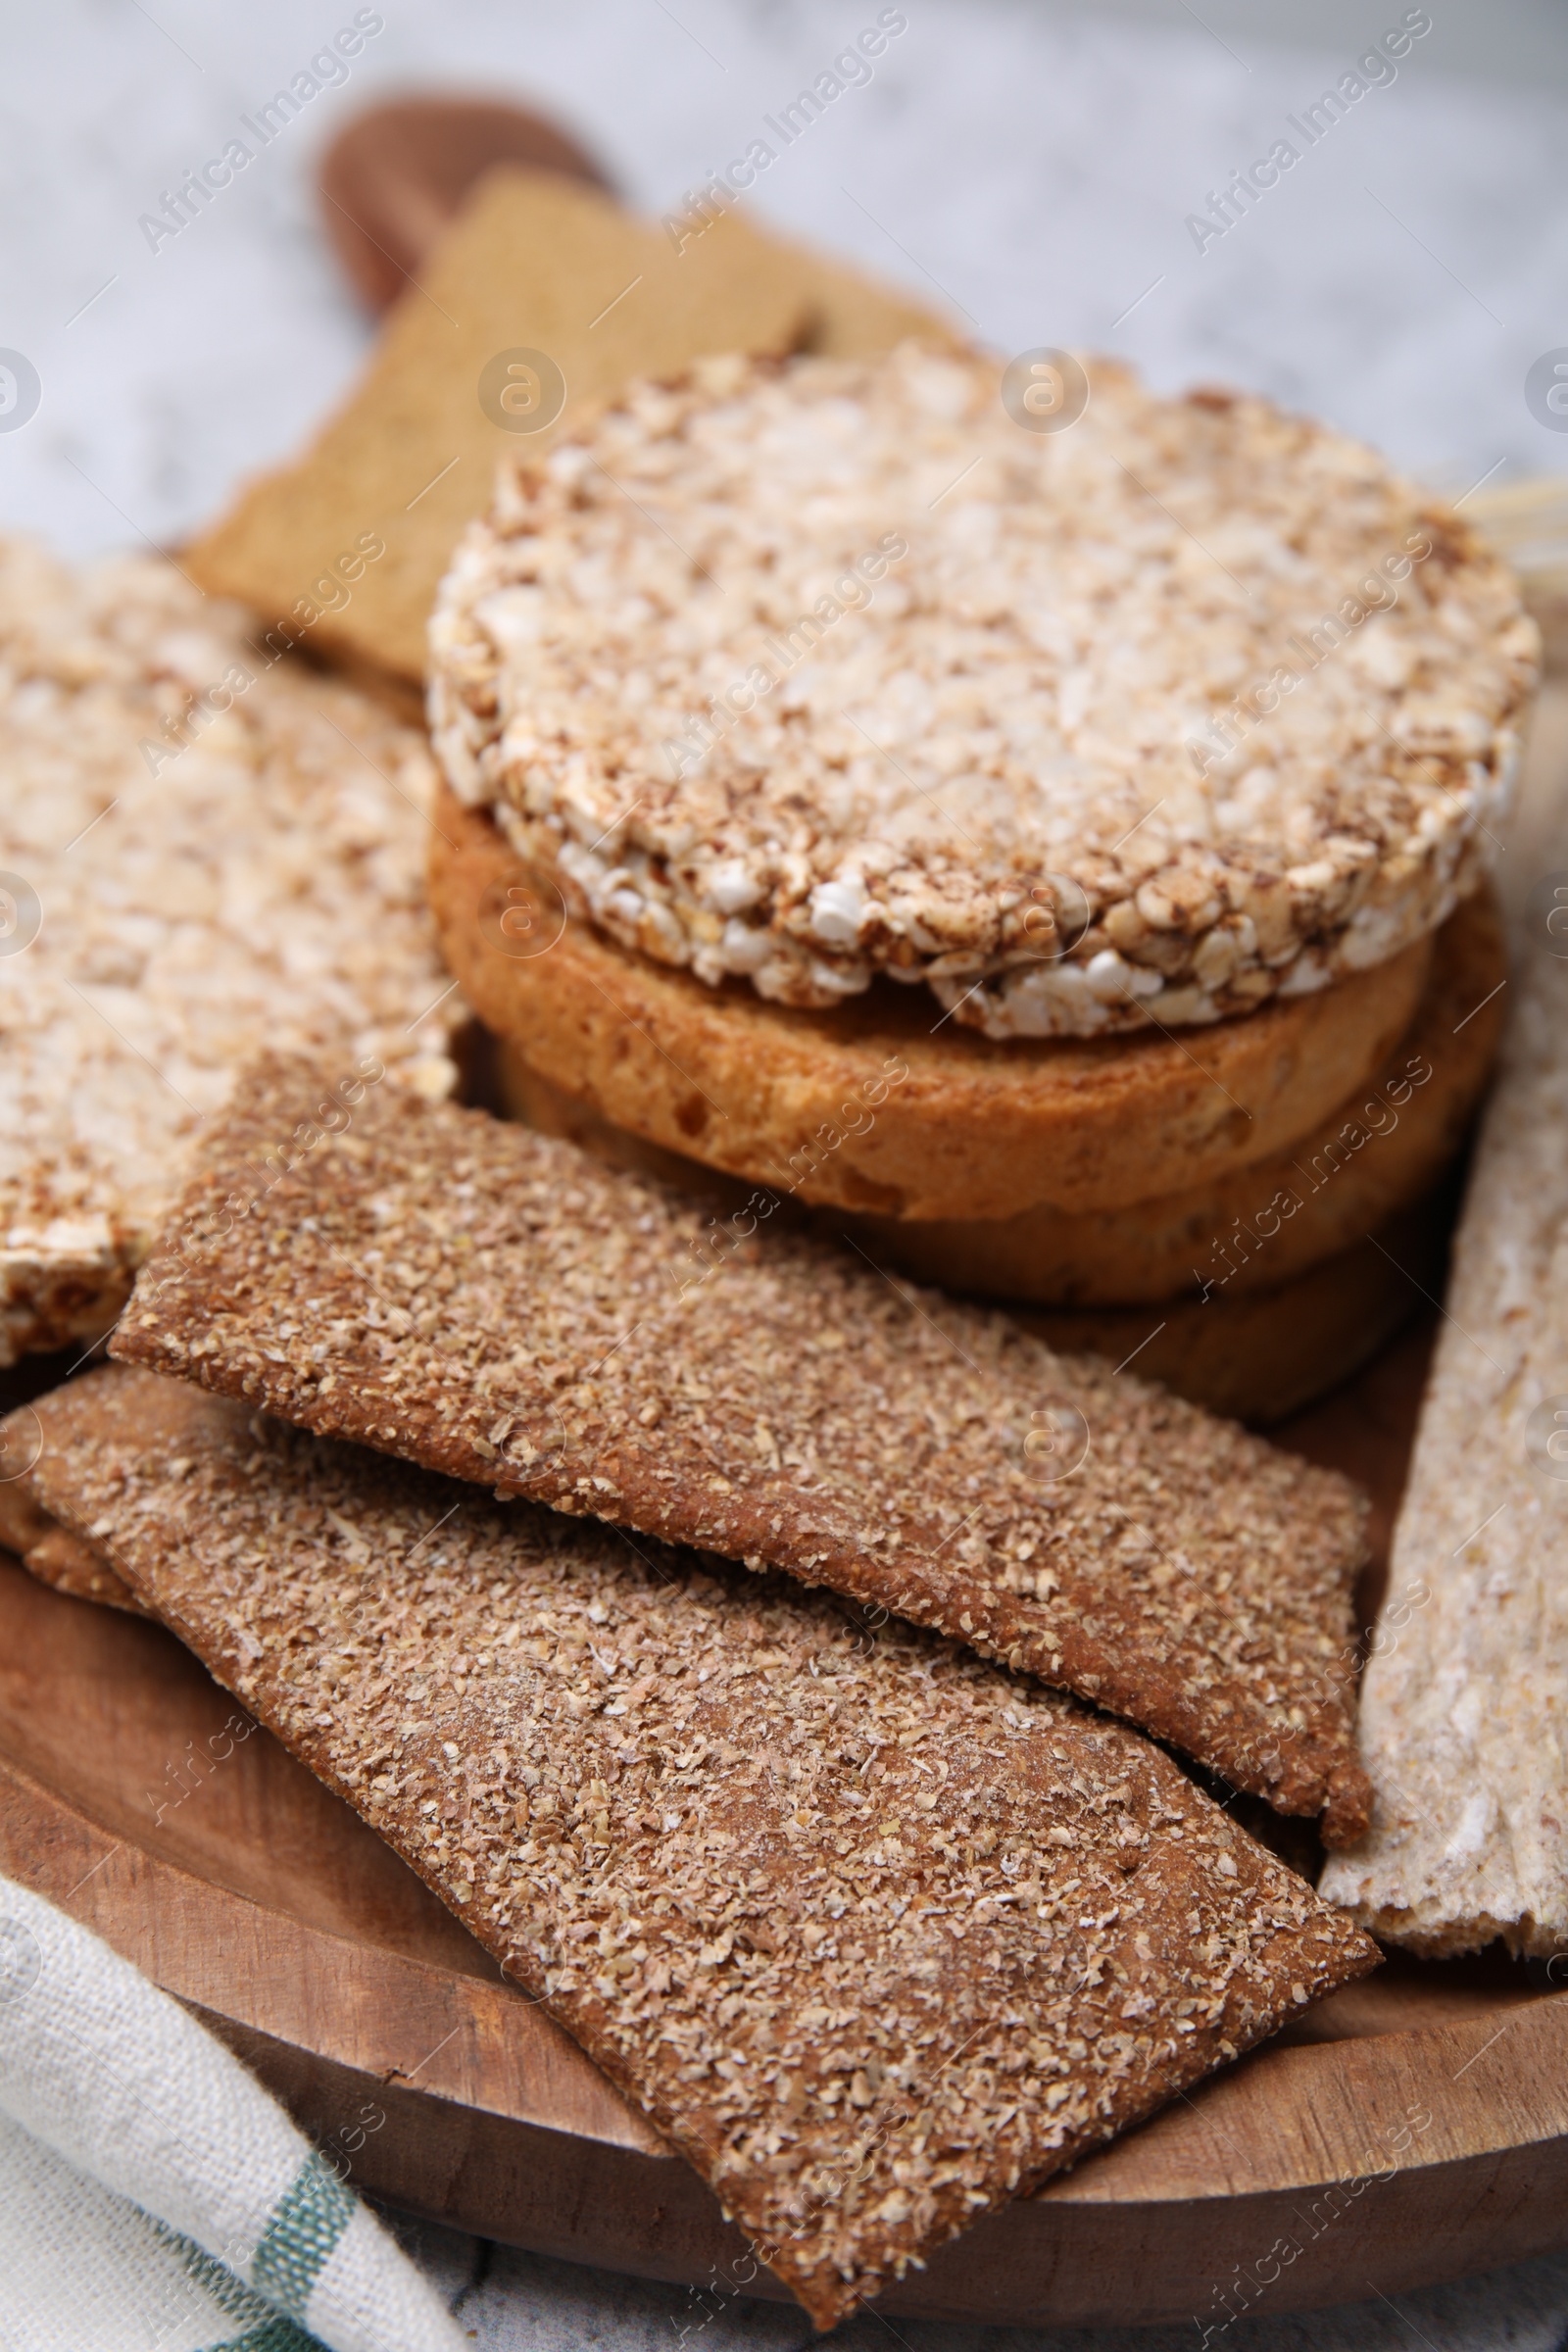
0;1875;465;2351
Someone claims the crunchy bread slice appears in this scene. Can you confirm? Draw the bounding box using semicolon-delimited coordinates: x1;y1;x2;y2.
427;348;1536;1037
430;784;1434;1224
1320;926;1568;1955
0;1454;144;1612
491;887;1500;1307
111;1056;1374;1840
184;171;814;687
0;538;462;1366
7;1364;1378;2328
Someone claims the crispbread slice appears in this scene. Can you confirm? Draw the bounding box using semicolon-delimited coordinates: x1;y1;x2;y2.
1320;926;1568;1956
8;1364;1377;2328
0;1459;144;1612
184;171;814;686
0;540;463;1367
110;1056;1374;1840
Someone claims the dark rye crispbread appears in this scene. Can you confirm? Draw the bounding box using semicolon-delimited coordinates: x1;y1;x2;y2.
8;1365;1378;2327
111;1055;1373;1839
0;1456;145;1612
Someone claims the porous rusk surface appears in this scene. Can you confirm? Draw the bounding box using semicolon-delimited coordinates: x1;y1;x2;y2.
494;888;1501;1308
1320;922;1568;1956
111;1056;1373;1838
427;348;1536;1035
0;538;462;1366
1014;1197;1446;1427
7;1364;1378;2328
430;786;1432;1223
854;888;1504;1303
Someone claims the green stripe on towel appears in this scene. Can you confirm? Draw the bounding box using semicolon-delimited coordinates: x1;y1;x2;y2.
251;2152;357;2322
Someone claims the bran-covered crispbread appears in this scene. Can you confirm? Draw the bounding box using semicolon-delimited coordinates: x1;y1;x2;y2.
0;1459;144;1612
6;1364;1378;2328
185;172;814;688
111;1055;1374;1839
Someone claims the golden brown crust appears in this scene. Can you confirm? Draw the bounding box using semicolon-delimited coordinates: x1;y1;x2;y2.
1015;1199;1449;1426
492;888;1501;1310
110;1055;1372;1838
846;889;1504;1303
492;1059;1452;1424
12;1364;1378;2327
429;786;1432;1222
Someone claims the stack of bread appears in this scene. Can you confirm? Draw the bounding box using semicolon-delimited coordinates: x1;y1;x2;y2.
419;341;1532;1421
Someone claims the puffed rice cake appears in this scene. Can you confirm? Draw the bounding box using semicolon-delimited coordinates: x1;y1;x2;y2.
0;538;463;1364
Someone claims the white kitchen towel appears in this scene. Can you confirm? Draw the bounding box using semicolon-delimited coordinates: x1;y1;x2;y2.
0;1875;464;2352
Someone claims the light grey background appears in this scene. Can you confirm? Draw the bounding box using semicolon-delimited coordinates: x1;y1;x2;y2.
2;0;1567;569
3;0;1565;2339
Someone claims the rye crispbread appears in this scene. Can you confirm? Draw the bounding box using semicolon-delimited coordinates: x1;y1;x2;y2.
0;539;462;1366
494;888;1502;1307
0;1454;144;1612
185;172;814;688
1320;922;1568;1955
110;1056;1374;1838
427;348;1537;1038
7;1364;1377;2327
430;786;1433;1223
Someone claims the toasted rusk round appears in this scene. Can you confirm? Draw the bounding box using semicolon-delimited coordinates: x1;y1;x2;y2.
493;1036;1448;1424
844;888;1503;1304
1009;1192;1453;1426
428;346;1537;1039
492;891;1496;1306
434;786;1431;1222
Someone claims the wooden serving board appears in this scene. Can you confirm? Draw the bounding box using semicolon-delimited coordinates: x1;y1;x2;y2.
3;1318;1566;2331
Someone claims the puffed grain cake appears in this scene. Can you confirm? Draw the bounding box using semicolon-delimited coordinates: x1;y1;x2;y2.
427;347;1537;1038
111;1054;1374;1839
430;783;1433;1224
7;1363;1379;2328
0;539;463;1365
1320;911;1568;1955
